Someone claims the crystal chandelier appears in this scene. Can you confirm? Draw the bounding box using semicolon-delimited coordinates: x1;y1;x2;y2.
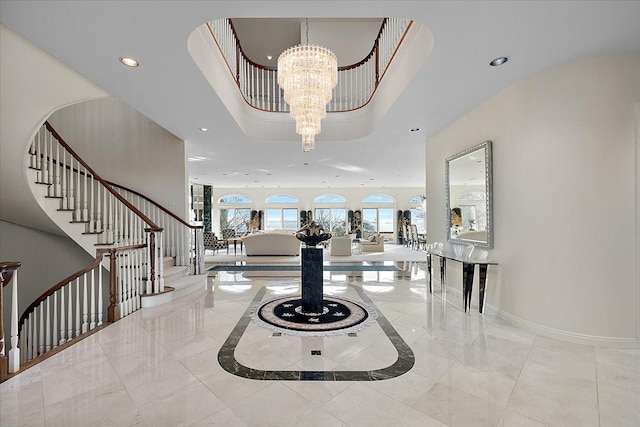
277;19;338;152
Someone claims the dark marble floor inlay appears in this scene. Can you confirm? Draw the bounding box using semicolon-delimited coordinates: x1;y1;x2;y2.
311;350;321;356
218;285;415;381
258;296;368;333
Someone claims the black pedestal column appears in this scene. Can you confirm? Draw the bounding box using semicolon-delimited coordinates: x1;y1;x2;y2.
301;247;323;314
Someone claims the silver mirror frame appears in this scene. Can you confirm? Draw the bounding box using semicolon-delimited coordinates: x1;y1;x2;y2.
445;140;493;248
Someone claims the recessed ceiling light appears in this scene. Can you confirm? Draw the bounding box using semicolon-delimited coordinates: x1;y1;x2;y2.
199;127;209;132
266;55;273;60
410;128;420;132
489;56;509;66
120;57;139;67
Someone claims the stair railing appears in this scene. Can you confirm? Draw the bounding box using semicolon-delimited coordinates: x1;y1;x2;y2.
108;182;205;275
28;122;167;294
1;261;21;380
9;245;146;375
207;18;413;113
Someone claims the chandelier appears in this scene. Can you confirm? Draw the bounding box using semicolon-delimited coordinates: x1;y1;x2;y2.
277;19;338;152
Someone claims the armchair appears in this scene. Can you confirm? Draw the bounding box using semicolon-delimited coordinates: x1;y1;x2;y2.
203;231;228;254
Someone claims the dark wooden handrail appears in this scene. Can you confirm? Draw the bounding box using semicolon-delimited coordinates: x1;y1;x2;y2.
209;18;413;114
17;244;146;330
106;181;203;231
226;18;387;73
43;122;162;232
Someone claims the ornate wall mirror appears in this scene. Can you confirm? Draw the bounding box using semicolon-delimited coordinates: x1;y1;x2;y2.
445;140;493;248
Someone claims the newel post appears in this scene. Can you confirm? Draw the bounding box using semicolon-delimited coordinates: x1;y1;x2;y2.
107;251;120;322
0;262;23;375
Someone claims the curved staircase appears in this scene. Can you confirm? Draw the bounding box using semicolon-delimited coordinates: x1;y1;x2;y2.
1;121;206;380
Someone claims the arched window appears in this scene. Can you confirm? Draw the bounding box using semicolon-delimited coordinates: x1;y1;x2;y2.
265;194;299;231
313;194;347;235
265;194;298;204
410;194;426;234
361;194;395;234
218;194;252;234
314;194;346;204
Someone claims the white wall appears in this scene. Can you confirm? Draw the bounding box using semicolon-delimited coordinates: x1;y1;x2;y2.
0;24;109;234
48;98;188;219
426;54;640;347
0;220;103;334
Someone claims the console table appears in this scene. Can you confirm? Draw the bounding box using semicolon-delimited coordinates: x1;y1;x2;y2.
227;237;243;255
426;249;497;313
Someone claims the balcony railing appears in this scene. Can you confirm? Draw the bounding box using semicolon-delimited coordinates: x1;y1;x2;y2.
207;18;412;113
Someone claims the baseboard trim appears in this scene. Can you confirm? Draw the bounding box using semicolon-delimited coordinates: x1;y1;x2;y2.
488;305;639;349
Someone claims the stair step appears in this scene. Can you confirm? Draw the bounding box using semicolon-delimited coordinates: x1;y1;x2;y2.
45;196;63;199
163;266;188;284
170;274;208;300
57;208;74;212
70;220;90;224
82;231;103;235
35;181;52;185
163;256;175;270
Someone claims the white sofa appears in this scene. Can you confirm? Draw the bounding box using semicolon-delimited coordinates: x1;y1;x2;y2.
330;236;352;256
360;233;385;252
242;231;301;256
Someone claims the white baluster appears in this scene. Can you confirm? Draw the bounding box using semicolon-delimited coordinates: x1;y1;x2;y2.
127;251;133;315
52;291;58;349
19;327;26;364
117;254;124;315
157;232;165;292
118;200;124;244
82;167;88;221
90;268;96;330
134;250;141;311
75;278;81;338
38;303;45;355
146;231;152;295
60;148;66;207
82;273;88;333
59;286;66;345
28;312;35;361
96;183;103;234
54;142;60;197
67;282;73;341
7;269;21;373
45;297;51;352
98;262;104;326
89;174;94;232
74;160;81;221
68;156;75;211
106;193;114;244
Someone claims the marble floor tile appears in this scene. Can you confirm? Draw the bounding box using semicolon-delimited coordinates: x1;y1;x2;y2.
138;381;227;426
596;359;640;394
120;359;199;405
190;407;251;427
595;347;640;371
291;406;350;427
436;361;517;407
201;370;270;406
322;383;413;427
2;262;639;427
228;382;317;427
394;409;448;427
597;382;640;427
411;382;504;427
43;380;144;427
